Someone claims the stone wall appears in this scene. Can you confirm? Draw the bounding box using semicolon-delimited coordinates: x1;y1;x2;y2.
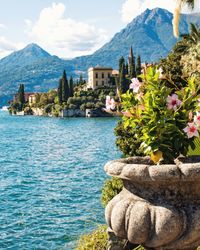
60;109;85;117
32;108;44;116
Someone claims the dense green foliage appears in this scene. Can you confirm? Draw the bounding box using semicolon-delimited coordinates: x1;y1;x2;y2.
101;177;123;208
128;47;136;78
76;225;145;250
115;121;145;157
120;67;200;163
18;84;25;106
76;225;108;250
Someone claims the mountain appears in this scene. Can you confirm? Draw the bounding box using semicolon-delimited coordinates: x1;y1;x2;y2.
0;8;200;105
0;43;51;67
71;8;200;70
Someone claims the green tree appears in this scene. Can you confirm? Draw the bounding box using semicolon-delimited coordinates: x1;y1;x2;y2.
61;70;69;102
79;74;84;85
125;62;129;75
57;79;62;104
18;84;25;110
118;57;129;93
69;76;74;97
128;47;136;78
136;55;142;76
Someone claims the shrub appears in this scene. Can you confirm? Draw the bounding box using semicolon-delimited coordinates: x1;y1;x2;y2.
24;106;33;115
85;102;95;109
101;177;123;208
44;103;54;114
80;103;86;111
115;121;145;157
69;104;77;109
119;67;200;163
76;225;108;250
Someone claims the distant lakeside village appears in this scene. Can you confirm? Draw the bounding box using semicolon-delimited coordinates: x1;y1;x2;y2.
9;47;144;118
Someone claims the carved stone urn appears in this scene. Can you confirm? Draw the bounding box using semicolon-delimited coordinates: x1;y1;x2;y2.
104;156;200;250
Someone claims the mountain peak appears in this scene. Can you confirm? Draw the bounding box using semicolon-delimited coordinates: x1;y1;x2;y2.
0;43;51;67
22;43;51;56
128;7;173;27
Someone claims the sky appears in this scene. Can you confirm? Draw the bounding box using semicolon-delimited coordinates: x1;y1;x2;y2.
0;0;199;59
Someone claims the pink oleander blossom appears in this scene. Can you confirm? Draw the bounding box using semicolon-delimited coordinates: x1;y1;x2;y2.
106;96;115;110
167;94;182;111
129;78;142;93
194;112;200;126
138;105;145;111
136;92;144;101
183;123;199;138
121;111;133;117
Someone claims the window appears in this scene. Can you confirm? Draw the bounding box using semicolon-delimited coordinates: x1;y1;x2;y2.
96;73;98;78
102;81;104;86
102;73;104;78
108;73;110;78
96;81;98;86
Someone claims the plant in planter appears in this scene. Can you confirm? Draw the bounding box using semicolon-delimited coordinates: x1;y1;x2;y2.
104;67;200;250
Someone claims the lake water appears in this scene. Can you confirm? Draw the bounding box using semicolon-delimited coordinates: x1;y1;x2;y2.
0;111;121;249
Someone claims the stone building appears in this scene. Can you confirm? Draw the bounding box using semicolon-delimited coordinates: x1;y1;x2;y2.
28;94;37;105
87;67;117;90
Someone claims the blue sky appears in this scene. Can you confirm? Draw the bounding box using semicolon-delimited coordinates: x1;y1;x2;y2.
0;0;199;59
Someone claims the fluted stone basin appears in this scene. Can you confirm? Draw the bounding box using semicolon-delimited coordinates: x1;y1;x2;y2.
104;156;200;250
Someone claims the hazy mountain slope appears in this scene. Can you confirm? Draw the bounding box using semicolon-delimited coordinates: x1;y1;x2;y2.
0;8;199;104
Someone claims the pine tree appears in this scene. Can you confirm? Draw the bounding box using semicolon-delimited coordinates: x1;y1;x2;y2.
125;63;129;75
18;84;25;111
61;70;69;102
69;76;74;97
118;57;129;93
128;47;136;78
79;74;83;85
136;55;142;76
57;79;62;104
18;84;25;104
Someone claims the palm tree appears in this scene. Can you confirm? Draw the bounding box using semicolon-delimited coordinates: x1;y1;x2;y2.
173;0;195;37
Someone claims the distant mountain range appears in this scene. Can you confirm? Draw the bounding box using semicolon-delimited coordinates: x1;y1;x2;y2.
0;8;200;105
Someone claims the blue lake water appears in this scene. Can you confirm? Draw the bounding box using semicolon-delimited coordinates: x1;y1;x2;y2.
0;111;121;249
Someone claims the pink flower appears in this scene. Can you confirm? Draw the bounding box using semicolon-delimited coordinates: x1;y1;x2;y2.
183;123;199;138
106;96;115;110
188;111;193;121
167;94;182;111
138;105;145;111
121;111;133;117
130;78;142;93
194;111;200;126
136;92;144;101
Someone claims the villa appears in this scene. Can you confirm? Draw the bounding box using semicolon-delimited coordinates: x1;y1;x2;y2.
87;67;118;90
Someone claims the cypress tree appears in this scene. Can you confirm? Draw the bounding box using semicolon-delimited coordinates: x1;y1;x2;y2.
118;57;129;93
128;46;136;78
136;55;142;76
79;74;83;85
57;79;62;104
62;70;69;102
18;84;25;104
69;76;74;97
125;63;129;75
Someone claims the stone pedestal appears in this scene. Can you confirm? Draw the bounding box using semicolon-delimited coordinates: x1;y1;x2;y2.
104;156;200;250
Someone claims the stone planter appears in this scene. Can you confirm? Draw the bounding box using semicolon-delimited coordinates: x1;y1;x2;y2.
104;156;200;250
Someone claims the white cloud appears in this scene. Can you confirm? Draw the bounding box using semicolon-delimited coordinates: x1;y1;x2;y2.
121;0;200;24
25;2;109;58
0;36;24;58
0;24;6;29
